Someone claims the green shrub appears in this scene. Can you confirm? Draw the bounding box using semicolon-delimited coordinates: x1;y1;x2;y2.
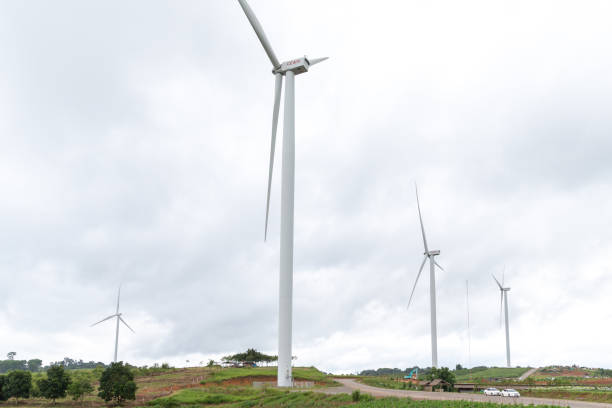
352;389;361;401
0;375;7;401
5;370;32;400
97;362;137;404
150;398;180;408
38;364;72;402
67;377;94;406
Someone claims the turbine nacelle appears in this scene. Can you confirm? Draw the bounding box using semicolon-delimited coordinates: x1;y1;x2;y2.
273;56;328;75
426;249;440;257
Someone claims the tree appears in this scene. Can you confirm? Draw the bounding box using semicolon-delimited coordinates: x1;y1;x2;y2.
27;359;43;372
0;375;8;401
221;349;278;365
67;378;94;406
98;362;137;404
427;367;456;391
207;359;215;368
6;352;16;361
0;359;27;374
38;365;71;403
455;364;463;371
5;370;32;401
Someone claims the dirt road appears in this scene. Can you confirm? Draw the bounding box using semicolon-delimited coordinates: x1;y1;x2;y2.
328;378;612;408
519;367;540;381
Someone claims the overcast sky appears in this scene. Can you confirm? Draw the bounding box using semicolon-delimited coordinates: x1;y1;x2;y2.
1;0;611;374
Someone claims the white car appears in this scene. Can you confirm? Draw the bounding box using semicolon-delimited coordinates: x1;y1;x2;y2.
483;388;501;396
501;389;520;397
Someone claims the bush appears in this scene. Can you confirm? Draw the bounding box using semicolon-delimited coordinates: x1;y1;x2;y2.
98;362;137;405
67;378;94;406
352;389;361;401
38;364;72;402
5;370;32;400
0;375;8;401
150;398;180;408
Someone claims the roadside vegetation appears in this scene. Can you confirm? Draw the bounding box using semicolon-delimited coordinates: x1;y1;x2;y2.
519;388;612;404
360;376;419;390
150;387;566;408
359;366;529;383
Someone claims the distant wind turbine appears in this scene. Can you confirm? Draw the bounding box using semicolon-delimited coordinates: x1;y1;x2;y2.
407;185;444;368
466;280;471;369
236;0;328;387
492;272;511;367
91;286;135;363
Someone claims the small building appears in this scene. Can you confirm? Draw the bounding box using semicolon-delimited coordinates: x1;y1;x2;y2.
419;379;450;392
454;383;476;393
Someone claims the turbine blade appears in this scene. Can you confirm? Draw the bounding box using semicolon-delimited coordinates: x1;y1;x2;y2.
308;57;329;66
415;183;429;253
91;314;116;327
434;260;444;271
407;256;428;310
119;316;135;333
492;274;503;290
264;73;283;240
236;0;280;69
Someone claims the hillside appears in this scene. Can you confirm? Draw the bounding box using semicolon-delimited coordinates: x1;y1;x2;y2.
454;367;530;381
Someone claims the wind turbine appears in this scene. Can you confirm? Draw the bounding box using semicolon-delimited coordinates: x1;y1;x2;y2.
407;185;444;368
493;272;511;367
236;0;327;387
91;286;135;363
466;280;471;369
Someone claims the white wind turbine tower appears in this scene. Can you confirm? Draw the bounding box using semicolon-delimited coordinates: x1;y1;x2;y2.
235;0;328;387
407;185;444;368
91;287;135;363
493;273;511;367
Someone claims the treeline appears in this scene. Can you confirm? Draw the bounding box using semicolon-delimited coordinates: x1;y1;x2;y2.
597;368;612;377
0;360;42;374
360;367;431;377
359;365;496;378
0;362;135;404
44;358;107;371
0;356;106;374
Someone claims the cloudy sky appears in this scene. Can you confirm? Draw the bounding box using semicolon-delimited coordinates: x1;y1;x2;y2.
1;0;611;373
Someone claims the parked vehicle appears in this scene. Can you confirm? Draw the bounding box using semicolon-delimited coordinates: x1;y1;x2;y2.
501;389;520;397
483;388;501;396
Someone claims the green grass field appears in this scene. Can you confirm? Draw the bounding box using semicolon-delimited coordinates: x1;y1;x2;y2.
454;367;530;381
201;366;335;385
359;376;418;391
520;388;612;404
150;387;566;407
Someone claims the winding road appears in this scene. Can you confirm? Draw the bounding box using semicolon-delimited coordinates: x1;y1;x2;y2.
325;378;612;408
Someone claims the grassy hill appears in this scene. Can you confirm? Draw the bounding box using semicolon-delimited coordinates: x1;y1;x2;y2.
202;366;334;385
454;367;530;381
